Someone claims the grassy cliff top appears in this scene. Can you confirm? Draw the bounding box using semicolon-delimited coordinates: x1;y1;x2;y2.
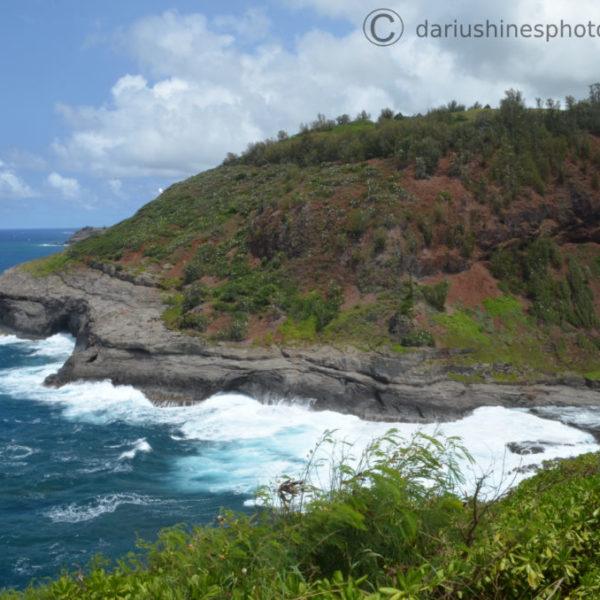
25;87;600;380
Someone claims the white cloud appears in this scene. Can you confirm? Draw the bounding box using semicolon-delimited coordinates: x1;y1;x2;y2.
3;149;47;171
50;4;600;180
213;7;271;43
47;172;81;198
108;178;123;195
0;160;37;198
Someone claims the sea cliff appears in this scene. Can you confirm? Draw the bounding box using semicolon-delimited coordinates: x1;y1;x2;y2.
1;264;599;424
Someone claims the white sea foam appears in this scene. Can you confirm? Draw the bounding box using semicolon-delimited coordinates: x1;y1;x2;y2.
4;445;35;460
45;493;158;523
30;333;75;359
0;334;21;346
1;334;599;498
0;332;74;361
118;438;152;461
172;402;599;495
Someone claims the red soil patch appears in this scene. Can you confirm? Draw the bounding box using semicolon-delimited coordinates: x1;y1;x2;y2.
246;312;286;342
340;285;378;310
423;261;502;310
160;239;203;281
119;249;145;267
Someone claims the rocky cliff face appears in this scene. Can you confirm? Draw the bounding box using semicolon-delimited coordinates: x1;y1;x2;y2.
1;265;599;423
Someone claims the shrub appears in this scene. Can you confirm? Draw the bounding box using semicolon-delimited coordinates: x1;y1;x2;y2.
372;227;387;254
489;239;599;330
179;312;209;332
421;280;450;312
346;209;370;239
288;286;343;332
215;313;249;342
182;282;209;311
568;256;598;328
401;327;436;347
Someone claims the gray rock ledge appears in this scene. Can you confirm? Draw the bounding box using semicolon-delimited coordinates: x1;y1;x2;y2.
0;265;599;423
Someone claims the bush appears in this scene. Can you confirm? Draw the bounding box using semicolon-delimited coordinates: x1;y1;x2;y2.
421;280;450;312
489;239;598;330
182;282;209;311
288;285;343;332
372;228;387;254
346;209;370;239
215;313;249;342
568;256;598;328
401;327;436;347
179;312;209;332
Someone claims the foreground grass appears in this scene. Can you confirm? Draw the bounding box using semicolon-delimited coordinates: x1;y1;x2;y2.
3;431;600;599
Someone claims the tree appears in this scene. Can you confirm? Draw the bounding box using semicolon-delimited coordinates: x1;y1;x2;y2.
499;89;526;132
446;99;465;112
377;107;394;122
589;83;600;105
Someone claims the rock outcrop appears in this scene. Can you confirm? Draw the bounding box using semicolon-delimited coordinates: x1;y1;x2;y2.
64;226;107;245
0;265;599;423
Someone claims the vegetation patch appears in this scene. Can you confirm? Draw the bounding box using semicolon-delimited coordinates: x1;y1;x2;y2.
434;310;491;348
21;251;73;277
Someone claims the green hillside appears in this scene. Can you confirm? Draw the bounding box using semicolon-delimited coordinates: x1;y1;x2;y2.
26;85;600;379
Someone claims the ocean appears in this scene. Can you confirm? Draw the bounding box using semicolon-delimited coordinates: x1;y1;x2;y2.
1;229;600;590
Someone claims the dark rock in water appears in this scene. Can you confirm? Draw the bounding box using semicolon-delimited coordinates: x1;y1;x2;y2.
511;463;542;474
1;266;600;424
530;406;600;443
507;441;548;455
64;226;107;245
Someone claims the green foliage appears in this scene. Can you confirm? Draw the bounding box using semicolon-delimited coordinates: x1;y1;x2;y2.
434;310;491;347
279;315;318;342
179;312;209;332
449;452;600;598
567;255;599;329
161;294;184;328
287;283;343;332
482;294;522;318
400;327;436;347
182;281;210;311
215;312;249;342
346;209;370;239
21;251;73;277
372;227;387;254
421;280;449;312
7;429;600;600
19;87;600;362
488;237;599;329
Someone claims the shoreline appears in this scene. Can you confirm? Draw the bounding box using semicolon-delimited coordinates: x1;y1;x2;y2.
0;264;599;426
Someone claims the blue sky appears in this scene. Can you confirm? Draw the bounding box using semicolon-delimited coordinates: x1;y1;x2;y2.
1;0;599;228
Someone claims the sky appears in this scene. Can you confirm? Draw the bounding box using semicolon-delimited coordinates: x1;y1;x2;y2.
1;0;600;228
